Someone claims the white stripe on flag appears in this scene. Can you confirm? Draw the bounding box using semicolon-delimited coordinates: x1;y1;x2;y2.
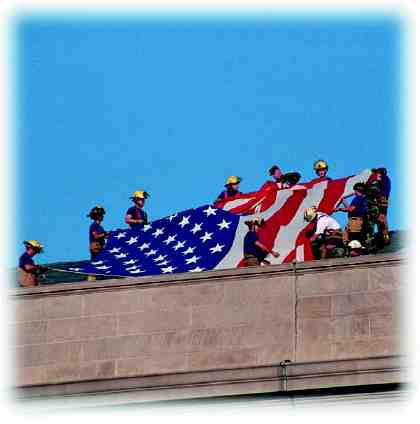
296;244;305;262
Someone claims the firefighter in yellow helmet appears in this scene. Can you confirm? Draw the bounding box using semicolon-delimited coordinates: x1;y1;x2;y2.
18;240;48;287
214;176;242;205
125;190;149;229
311;160;332;183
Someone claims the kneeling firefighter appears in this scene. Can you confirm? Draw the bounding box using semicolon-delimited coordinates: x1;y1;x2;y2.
18;240;48;287
243;217;280;266
304;207;344;259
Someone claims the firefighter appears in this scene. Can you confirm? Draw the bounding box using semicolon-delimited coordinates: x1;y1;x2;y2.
364;185;381;252
347;240;366;257
304;207;343;259
18;240;47;287
259;166;283;191
243;217;280;266
125;190;149;229
214;176;242;204
311;160;332;183
88;206;111;261
336;182;368;245
369;168;391;245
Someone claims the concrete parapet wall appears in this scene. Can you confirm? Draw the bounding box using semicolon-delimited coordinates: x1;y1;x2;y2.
11;254;405;398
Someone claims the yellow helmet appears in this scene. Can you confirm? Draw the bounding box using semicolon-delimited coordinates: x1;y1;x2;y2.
314;160;328;171
24;240;44;252
225;176;242;186
304;206;317;222
131;190;149;200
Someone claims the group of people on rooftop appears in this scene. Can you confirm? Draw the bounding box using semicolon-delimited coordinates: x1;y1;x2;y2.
17;160;391;286
237;161;391;267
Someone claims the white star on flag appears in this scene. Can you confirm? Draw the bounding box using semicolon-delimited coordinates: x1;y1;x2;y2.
167;213;178;222
152;228;164;237
203;205;217;217
108;247;121;253
96;265;112;270
185;255;200;264
189;266;205;272
126;265;139;270
179;215;191;228
144;249;158;257
209;243;224;254
142;224;152;232
129;269;145;274
69;267;82;272
126;236;138;245
91;260;104;265
138;243;150;251
157;260;170;266
217;219;231;230
123;259;138;265
115;232;126;239
200;232;213;242
190;223;203;234
182;246;196;255
163;235;177;245
153;254;167;262
173;241;186;251
115;253;128;259
161;266;177;273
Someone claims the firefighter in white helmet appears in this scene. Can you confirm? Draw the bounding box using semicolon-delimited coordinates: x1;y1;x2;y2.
304;206;343;259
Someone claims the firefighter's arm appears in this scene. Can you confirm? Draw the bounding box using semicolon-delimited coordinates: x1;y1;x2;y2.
92;231;107;240
125;214;145;225
255;241;280;258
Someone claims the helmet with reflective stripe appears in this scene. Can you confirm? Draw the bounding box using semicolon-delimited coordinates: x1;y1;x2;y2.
304;206;317;222
87;205;106;218
24;240;44;253
131;190;149;200
225;176;242;186
314;160;328;171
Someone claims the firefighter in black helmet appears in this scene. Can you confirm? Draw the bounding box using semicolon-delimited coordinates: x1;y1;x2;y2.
88;206;111;261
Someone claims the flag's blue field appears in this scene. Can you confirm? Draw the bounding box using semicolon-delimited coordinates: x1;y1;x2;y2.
61;205;240;277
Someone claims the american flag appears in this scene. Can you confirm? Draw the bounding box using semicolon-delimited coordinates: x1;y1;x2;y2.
57;169;372;277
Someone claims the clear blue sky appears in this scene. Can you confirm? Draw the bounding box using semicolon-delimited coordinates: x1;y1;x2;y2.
15;13;404;264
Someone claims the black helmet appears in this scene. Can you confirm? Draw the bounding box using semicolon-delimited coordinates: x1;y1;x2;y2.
281;172;301;186
372;167;387;175
87;205;106;219
353;182;366;193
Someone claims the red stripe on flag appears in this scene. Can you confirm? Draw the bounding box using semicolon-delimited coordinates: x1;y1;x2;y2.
258;189;308;250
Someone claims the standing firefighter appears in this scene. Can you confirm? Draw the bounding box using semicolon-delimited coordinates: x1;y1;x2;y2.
125;190;149;229
336;182;368;245
88;206;111;260
214;176;242;205
369;168;391;245
259;166;283;191
18;240;47;287
303;207;344;259
243;217;280;266
311;160;332;183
